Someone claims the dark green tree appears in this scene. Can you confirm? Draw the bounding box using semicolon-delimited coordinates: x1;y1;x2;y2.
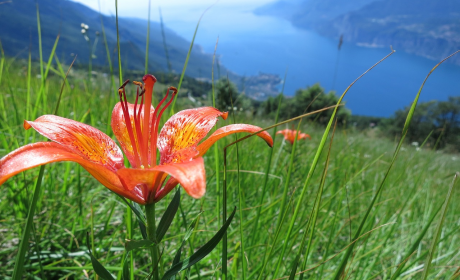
213;78;255;113
384;97;460;150
262;83;351;125
215;78;240;111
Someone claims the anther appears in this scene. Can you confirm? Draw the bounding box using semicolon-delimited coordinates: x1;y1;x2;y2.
133;81;146;96
168;86;178;95
119;79;130;90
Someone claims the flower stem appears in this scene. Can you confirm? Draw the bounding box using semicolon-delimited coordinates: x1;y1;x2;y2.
145;203;159;280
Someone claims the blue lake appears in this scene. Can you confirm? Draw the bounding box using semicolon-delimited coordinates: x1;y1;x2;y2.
164;5;460;117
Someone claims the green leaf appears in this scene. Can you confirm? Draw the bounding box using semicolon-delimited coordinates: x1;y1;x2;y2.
117;195;147;239
161;207;237;280
156;189;181;242
171;212;203;280
125;239;155;253
86;233;115;280
122;253;130;280
132;202;148;239
183;212;202;242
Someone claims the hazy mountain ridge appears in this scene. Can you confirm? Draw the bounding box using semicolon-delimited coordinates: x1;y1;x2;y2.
0;0;282;99
0;0;221;78
255;0;460;64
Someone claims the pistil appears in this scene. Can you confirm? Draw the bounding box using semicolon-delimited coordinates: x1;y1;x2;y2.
142;75;157;167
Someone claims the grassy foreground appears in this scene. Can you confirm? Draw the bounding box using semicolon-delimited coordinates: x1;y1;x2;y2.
0;54;459;280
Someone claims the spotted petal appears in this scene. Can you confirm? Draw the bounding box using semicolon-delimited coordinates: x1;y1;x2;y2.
24;115;124;170
111;102;155;167
196;124;273;157
158;107;228;164
0;142;144;203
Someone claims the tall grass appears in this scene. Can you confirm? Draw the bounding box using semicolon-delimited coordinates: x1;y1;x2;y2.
0;4;459;280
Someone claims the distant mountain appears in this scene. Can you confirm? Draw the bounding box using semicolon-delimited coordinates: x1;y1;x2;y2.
0;0;223;78
255;0;460;64
255;0;376;24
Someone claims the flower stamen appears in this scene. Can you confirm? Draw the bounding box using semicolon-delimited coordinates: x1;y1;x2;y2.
118;81;141;167
142;74;157;167
133;84;147;166
150;87;178;166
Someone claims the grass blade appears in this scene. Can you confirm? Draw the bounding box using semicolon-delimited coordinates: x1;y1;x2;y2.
421;173;458;279
11;42;74;280
159;8;172;74
161;207;237;280
11;166;45;280
274;50;395;278
169;4;215;115
54;56;77;115
115;0;123;85
251;69;287;245
298;119;338;279
98;0;116;134
25;41;32;144
390;203;442;280
331;49;460;280
32;34;60;121
229;84;246;279
211;37;221;228
145;0;151;74
36;3;44;84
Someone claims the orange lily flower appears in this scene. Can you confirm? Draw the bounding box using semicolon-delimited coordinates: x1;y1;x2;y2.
277;129;311;145
0;74;273;204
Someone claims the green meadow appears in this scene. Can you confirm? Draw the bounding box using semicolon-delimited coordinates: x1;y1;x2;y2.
0;6;459;280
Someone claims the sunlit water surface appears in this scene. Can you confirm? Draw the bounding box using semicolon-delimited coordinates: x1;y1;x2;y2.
164;5;460;116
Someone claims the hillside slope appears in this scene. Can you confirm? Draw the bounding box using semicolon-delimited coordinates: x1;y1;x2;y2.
0;0;220;77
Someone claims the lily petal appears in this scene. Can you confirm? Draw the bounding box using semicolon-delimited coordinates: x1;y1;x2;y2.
116;168;167;203
111;102;155;167
24;115;124;170
0;142;144;203
153;157;206;199
276;129;290;135
158;107;228;164
154;177;179;203
277;129;296;144
196;124;273;157
299;133;311;140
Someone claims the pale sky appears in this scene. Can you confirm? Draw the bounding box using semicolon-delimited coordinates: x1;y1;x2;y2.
71;0;276;21
71;0;279;48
